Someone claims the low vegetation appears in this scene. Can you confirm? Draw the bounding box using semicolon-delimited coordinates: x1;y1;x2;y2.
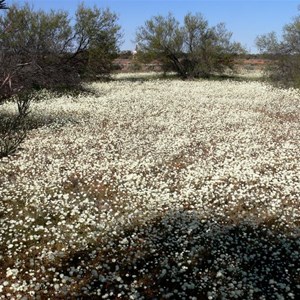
1;1;300;299
0;76;299;298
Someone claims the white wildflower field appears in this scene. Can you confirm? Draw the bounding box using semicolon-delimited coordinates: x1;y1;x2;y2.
0;75;300;299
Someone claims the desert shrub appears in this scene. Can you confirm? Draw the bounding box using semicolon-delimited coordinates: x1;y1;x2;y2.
0;93;30;158
0;2;122;156
0;4;79;99
129;61;142;72
256;12;300;88
118;50;133;59
0;3;122;100
136;13;244;79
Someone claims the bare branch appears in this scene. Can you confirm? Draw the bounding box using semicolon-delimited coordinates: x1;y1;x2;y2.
0;1;8;9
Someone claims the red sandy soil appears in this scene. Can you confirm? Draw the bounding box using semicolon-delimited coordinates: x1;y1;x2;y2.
114;58;270;72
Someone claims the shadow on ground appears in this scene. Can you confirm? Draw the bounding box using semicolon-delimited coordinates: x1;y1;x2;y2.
53;210;300;299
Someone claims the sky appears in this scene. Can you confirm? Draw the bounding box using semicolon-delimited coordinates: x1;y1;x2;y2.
5;0;300;53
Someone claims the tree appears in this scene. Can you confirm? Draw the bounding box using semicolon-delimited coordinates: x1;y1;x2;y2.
0;2;122;157
256;13;300;87
136;13;244;78
0;3;122;99
136;14;185;76
0;3;77;99
73;4;122;78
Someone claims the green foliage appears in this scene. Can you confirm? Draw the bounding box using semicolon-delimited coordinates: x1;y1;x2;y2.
0;2;122;99
0;2;122;156
0;3;77;98
74;4;122;78
256;14;300;88
136;14;184;76
118;50;133;59
136;13;244;78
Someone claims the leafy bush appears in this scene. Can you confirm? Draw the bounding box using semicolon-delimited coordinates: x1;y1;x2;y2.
0;3;122;100
136;13;244;79
256;12;300;88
